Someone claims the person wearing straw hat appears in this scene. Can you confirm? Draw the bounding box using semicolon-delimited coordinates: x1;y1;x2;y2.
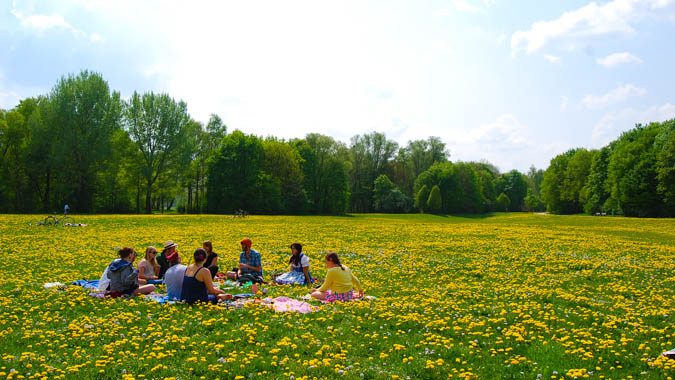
156;240;178;279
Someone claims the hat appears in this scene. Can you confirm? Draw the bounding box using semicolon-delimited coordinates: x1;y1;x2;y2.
164;240;177;249
240;238;252;248
166;251;179;262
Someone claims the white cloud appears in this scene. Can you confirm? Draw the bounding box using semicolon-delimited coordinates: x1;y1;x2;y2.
446;114;568;171
434;0;495;15
20;13;74;31
591;102;675;145
10;4;103;42
560;96;569;111
511;0;675;54
0;91;22;110
452;0;482;13
544;54;561;64
581;83;646;109
596;52;644;68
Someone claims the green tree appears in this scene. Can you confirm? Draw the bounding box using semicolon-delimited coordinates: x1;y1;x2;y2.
415;184;430;213
524;188;544;212
49;70;123;212
526;166;545;197
390;137;448;195
656;119;675;213
206;130;265;213
496;192;510;212
294;134;349;214
373;174;411;213
494;170;528;212
263;139;308;214
541;149;591;214
605;123;663;217
348;132;398;212
124;91;190;213
582;146;611;214
427;185;442;213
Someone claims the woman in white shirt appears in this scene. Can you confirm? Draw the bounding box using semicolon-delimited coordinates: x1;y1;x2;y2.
274;243;312;285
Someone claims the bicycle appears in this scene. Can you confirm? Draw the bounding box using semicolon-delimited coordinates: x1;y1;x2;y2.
38;213;75;226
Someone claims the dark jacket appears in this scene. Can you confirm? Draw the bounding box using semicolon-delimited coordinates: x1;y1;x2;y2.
107;259;139;292
157;251;169;279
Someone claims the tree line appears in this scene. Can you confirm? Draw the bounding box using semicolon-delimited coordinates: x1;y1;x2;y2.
541;120;675;217
8;70;670;217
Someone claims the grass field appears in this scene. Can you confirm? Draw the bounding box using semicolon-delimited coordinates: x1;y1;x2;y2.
1;213;675;379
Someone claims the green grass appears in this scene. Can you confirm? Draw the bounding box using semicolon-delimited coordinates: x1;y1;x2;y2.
0;213;674;379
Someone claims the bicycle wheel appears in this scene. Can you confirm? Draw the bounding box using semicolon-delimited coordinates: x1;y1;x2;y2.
60;216;74;226
44;216;57;225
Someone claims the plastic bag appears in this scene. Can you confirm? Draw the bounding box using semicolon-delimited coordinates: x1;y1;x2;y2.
98;266;110;291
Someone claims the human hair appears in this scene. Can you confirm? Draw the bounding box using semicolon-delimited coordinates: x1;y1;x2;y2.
289;243;303;266
203;240;213;253
145;246;158;266
194;248;207;263
169;254;181;267
118;247;135;259
325;252;344;270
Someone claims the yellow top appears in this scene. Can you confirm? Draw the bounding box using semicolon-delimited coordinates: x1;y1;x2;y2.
318;265;362;294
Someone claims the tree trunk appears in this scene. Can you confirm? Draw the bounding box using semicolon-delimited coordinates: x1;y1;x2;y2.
195;170;200;214
44;168;51;213
161;195;164;214
136;176;141;214
145;182;152;214
187;182;192;214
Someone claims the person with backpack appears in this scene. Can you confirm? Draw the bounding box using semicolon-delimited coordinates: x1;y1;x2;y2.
106;247;155;297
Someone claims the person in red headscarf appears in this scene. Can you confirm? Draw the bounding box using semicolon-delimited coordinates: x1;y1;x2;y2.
226;238;262;282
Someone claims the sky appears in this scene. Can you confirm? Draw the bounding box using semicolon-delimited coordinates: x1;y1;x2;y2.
2;0;675;172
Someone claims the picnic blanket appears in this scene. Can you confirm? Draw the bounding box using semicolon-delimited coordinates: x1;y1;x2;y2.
72;280;100;290
263;296;317;314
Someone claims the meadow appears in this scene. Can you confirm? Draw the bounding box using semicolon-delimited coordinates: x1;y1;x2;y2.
1;213;674;380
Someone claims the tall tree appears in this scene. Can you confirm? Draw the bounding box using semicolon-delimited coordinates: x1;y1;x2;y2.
605;123;663;217
49;70;123;212
206;130;266;213
263;139;308;214
348;132;398;212
656;119;675;213
124;91;190;213
494;170;528;212
294;134;349;214
415;184;430;213
581;146;611;214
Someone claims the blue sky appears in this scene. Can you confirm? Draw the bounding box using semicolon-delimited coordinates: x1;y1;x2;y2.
2;0;674;172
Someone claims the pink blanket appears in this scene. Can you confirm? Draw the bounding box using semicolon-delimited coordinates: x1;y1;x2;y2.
264;296;317;314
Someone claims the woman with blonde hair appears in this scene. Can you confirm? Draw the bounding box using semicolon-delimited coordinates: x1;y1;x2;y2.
138;246;160;284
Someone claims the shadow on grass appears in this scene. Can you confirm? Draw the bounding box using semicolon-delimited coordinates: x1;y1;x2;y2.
426;212;498;219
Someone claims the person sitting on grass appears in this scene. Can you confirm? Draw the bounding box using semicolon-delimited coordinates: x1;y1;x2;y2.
164;251;187;300
138;246;160;284
226;238;263;283
311;252;363;302
156;240;178;279
107;247;155;297
274;242;312;285
203;240;219;278
181;248;232;305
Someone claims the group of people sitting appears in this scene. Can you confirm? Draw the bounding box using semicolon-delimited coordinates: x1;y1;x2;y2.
100;238;364;305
